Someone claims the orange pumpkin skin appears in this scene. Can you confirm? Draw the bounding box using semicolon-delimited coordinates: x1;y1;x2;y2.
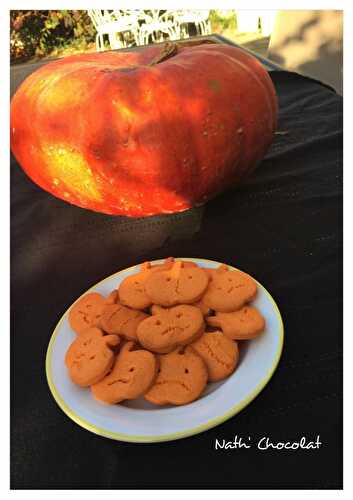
10;43;277;217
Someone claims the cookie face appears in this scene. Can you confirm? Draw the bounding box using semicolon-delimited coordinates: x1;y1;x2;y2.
65;327;119;387
137;305;204;353
202;265;257;312
100;303;148;340
191;331;239;381
207;306;265;339
144;346;208;405
68;293;107;335
144;261;209;306
91;342;157;404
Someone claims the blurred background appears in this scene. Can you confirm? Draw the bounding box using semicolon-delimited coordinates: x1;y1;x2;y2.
10;9;343;94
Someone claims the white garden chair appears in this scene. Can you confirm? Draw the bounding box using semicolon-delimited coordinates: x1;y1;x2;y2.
88;10;140;50
172;10;211;39
137;10;180;46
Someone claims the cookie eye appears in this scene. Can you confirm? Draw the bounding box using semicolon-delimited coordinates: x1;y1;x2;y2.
156;320;161;326
129;367;135;372
166;277;172;282
228;278;233;283
184;368;189;374
188;276;193;279
176;313;183;318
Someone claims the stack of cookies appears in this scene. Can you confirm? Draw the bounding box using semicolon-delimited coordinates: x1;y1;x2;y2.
65;258;265;406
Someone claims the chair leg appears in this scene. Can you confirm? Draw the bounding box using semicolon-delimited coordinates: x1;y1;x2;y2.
96;34;100;52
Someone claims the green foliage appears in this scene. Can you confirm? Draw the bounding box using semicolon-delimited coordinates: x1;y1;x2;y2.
10;10;95;63
209;10;237;33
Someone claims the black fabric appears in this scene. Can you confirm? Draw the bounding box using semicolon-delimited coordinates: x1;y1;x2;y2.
11;64;342;489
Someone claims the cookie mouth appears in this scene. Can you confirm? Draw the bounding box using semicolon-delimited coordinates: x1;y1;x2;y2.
107;377;130;386
154;380;191;393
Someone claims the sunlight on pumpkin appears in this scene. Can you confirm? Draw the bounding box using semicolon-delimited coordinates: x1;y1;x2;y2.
112;100;136;121
42;144;102;202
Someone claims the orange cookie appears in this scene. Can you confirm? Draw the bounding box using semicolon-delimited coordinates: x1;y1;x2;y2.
144;346;208;405
202;265;257;312
118;259;174;310
68;292;107;335
137;305;204;353
65;327;119;387
100;303;148;341
207;306;265;339
144;261;209;306
190;331;239;381
91;341;158;404
106;289;119;305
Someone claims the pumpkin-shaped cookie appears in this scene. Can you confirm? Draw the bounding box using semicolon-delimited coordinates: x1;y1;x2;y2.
207;306;265;339
202;265;257;312
99;303;148;340
190;331;239;381
91;341;157;404
118;258;175;310
65;327;119;387
68;292;107;335
145;346;208;405
144;261;209;306
137;304;204;353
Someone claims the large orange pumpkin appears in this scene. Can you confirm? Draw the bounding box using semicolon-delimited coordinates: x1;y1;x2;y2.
10;41;277;217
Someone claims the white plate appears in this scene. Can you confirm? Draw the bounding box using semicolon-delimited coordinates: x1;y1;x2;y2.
46;258;284;443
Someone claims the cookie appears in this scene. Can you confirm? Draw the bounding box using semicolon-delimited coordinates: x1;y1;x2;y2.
190;331;239;381
91;341;158;404
100;303;148;341
68;292;107;335
202;265;257;312
106;289;119;305
118;259;174;310
144;346;208;405
144;261;209;306
137;304;204;353
207;306;265;339
65;327;119;387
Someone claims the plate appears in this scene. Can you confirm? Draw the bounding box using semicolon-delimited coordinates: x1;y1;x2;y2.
46;258;284;443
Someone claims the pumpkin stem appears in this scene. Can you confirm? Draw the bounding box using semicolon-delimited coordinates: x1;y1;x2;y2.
149;38;217;66
148;42;178;65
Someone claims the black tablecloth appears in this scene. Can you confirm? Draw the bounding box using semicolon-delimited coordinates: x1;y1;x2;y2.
11;63;343;489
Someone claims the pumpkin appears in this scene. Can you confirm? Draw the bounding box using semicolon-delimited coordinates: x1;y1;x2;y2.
10;41;277;217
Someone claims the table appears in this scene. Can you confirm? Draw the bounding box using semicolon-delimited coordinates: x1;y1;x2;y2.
11;35;342;489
